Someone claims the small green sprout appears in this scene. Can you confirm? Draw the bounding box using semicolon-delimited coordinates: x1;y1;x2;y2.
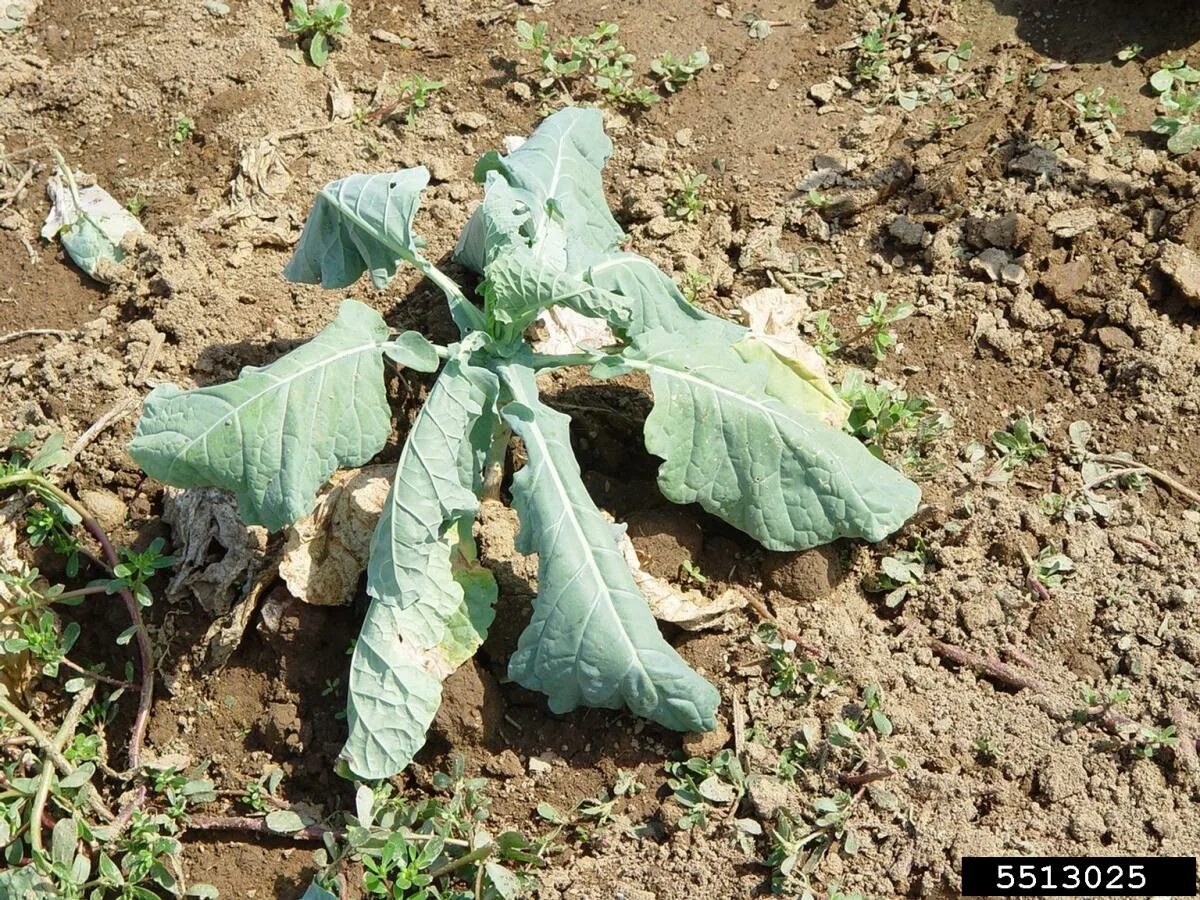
1028;544;1074;590
991;414;1047;470
664;750;747;831
167;116;195;156
853;292;914;360
1150;62;1200;154
287;0;351;68
932;40;972;72
1116;43;1142;62
650;49;710;93
869;542;926;608
666;171;707;221
679;558;708;585
678;268;711;303
1073;87;1123;133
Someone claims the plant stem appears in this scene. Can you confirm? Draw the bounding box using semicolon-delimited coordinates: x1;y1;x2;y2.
29;762;53;855
1085;459;1200;506
930;640;1043;692
480;424;511;502
416;258;486;335
0;470;154;770
427;841;495;880
528;350;604;371
54;584;112;602
59;656;133;689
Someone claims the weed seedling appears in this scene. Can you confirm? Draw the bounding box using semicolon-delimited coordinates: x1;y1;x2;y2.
286;0;351;68
991;414;1047;471
1027;544;1074;590
1073;87;1123;134
847;292;913;361
665;750;748;831
169;116;195;151
840;371;950;473
932;40;972;72
852;18;899;83
678;268;711;303
650;49;710;93
1149;60;1200;154
665;170;707;221
1115;43;1142;62
867;542;926;608
679;558;708;585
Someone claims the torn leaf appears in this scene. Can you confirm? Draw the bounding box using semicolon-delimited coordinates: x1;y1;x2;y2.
41;164;144;281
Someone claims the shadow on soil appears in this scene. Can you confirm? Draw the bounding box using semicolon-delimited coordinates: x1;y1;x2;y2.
979;0;1200;62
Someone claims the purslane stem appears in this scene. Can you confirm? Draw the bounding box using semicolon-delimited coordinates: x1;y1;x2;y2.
0;469;154;771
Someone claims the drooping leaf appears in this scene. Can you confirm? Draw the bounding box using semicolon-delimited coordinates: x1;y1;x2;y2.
345;522;497;779
498;362;719;733
365;356;498;609
285;168;483;332
130;300;399;531
607;324;921;551
343;357;500;779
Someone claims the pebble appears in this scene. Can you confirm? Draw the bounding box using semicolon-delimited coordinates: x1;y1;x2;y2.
1047;208;1098;238
1095;325;1134;351
888;214;926;248
809;81;837;105
370;29;412;47
674;127;693;147
453;111;488;131
969;247;1009;282
203;0;229;16
1158;241;1200;305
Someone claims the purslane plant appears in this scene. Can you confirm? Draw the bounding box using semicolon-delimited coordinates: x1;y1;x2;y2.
128;109;919;779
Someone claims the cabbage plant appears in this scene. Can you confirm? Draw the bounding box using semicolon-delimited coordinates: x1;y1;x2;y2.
128;109;919;778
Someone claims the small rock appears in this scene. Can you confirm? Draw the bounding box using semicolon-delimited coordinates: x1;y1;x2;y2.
453;111;488;131
484;749;523;778
888;215;926;248
1095;326;1134;351
1041;259;1092;306
510;82;532;101
370;29;412;47
1070;343;1102;376
203;0;229;15
809;81;837;105
1008;146;1059;178
633;141;668;173
747;776;790;820
969;247;1009;282
1047;208;1098;238
981;212;1027;250
645;215;680;239
1000;263;1026;285
79;488;127;532
1158;241;1200;305
682;718;730;757
527;755;553;775
761;547;841;601
674;127;693;147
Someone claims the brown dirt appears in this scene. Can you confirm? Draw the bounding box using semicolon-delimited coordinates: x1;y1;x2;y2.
3;0;1200;897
